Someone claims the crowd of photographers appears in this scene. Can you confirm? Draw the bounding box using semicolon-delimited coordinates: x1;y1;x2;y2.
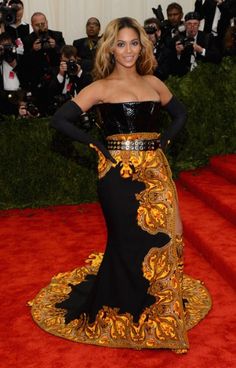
0;0;235;119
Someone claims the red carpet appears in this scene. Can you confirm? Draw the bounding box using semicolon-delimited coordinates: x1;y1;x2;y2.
0;154;236;368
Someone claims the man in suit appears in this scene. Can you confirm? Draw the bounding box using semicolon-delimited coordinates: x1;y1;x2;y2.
73;17;101;85
171;11;222;76
161;3;185;48
48;45;87;113
22;12;65;115
144;17;173;81
194;0;236;42
4;0;30;56
0;32;26;115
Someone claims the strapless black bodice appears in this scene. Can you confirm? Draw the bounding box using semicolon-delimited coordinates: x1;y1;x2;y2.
96;101;160;137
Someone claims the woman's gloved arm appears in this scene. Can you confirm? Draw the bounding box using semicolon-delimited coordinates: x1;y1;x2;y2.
161;96;187;150
51;100;116;163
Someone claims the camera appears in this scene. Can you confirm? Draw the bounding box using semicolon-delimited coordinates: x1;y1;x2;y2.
144;25;158;35
26;101;39;117
181;36;194;49
152;5;171;33
24;93;39;117
38;31;51;50
152;5;165;23
0;1;17;26
47;93;72;115
66;60;78;76
0;44;17;63
174;34;194;52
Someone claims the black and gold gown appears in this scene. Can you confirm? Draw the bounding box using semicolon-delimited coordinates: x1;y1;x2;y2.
29;101;211;351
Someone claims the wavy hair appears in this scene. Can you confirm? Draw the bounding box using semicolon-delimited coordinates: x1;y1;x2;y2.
93;17;157;80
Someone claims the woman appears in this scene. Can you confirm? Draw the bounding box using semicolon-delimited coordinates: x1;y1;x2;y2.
29;17;211;352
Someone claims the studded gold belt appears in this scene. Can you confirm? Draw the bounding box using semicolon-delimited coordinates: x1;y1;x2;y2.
107;138;160;151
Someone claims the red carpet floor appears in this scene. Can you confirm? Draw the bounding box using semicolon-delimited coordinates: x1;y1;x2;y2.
0;154;236;368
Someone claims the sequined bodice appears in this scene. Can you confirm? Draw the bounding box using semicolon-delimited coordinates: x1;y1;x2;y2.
96;101;161;137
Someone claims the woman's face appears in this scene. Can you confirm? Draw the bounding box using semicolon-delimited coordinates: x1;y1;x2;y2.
112;27;142;69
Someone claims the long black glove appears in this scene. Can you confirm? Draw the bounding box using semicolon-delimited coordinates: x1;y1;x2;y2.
161;96;187;150
51;100;116;163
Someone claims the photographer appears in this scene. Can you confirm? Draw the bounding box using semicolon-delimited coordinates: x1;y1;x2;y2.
144;18;173;80
18;91;40;118
0;32;26;116
4;0;30;56
172;11;222;76
22;12;65;115
48;45;87;113
152;3;185;48
23;12;65;54
195;0;236;45
73;17;101;86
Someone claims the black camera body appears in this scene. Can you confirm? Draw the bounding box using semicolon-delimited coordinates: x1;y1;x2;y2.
144;25;158;35
176;35;194;51
38;31;51;50
66;60;79;76
181;36;194;50
152;5;165;23
26;101;39;117
0;44;17;63
24;93;39;117
0;1;17;26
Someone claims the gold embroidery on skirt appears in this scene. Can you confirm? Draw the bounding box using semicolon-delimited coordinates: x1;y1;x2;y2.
30;252;211;350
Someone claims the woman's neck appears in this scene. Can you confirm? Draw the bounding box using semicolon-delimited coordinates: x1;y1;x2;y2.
109;65;140;81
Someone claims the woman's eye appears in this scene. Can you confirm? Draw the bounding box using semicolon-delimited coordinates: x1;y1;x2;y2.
132;40;139;46
117;42;125;47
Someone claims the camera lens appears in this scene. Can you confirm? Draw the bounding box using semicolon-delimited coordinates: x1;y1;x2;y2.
27;103;39;117
66;60;78;75
144;26;157;35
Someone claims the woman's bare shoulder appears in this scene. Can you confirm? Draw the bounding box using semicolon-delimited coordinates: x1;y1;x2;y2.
144;74;164;87
144;74;172;105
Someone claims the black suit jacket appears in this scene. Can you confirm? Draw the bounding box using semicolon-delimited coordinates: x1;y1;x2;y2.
73;37;100;73
48;68;88;99
22;29;65;90
5;23;30;45
23;29;65;54
194;0;236;39
195;0;218;34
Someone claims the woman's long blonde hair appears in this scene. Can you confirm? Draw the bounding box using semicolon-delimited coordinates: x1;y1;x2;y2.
93;17;157;80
